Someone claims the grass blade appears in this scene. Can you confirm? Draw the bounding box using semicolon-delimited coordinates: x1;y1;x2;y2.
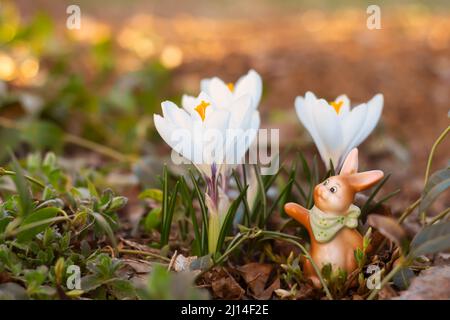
266;178;294;225
9;151;33;217
252;165;267;228
232;170;251;227
189;170;209;251
216;185;248;256
179;177;202;255
368;189;400;213
160;165;169;246
161;180;179;246
361;174;391;219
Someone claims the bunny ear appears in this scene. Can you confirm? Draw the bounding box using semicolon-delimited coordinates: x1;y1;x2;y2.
345;170;384;192
340;148;359;175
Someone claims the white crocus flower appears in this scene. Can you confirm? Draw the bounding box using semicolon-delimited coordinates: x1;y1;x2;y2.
154;85;260;254
182;70;262;181
154;91;259;178
197;69;262;111
295;91;383;169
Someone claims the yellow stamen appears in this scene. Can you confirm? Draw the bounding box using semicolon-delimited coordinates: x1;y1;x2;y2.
194;100;210;121
227;82;234;92
330;100;343;114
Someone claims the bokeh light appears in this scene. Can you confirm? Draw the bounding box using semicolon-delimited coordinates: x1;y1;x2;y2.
160;45;183;69
0;52;16;81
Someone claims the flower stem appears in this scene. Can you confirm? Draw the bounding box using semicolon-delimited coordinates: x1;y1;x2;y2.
423;125;449;187
208;212;220;254
420;125;450;224
0;168;46;189
398;198;421;224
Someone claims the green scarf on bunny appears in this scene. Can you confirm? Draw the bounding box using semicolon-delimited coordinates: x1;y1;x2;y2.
310;204;361;243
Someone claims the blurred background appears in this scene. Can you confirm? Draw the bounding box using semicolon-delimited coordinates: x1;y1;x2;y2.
0;0;449;214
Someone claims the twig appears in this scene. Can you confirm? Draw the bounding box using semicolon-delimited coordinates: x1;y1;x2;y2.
64;134;138;164
167;250;178;271
428;207;450;225
104;248;171;262
0;116;138;164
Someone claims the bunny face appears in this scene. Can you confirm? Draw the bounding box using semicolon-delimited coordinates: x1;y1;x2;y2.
314;176;355;213
313;148;384;214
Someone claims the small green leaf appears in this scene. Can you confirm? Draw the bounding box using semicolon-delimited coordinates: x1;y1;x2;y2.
144;208;162;232
419;168;450;214
393;267;415;290
90;212;117;248
139;189;163;202
409;220;450;258
109;196;127;211
87;179;99;198
321;263;332;280
17;207;59;242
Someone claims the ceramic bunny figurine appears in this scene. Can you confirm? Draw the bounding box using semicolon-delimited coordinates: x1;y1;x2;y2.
284;148;384;287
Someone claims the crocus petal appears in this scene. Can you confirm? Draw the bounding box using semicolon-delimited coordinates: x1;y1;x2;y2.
207;77;233;109
295;92;333;168
154;114;193;162
341;103;369;161
353;94;383;147
203;109;231;164
234;69;262;109
335;94;350;118
234;111;260;164
204;108;230;132
161;101;191;129
311;99;343;168
181;94;197;115
228;94;253;129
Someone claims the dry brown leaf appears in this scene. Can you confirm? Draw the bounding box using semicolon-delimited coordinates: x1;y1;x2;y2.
295;283;316;300
211;276;245;300
378;284;398;300
119;237;161;254
121;258;153;273
257;277;280;300
394;265;450;300
237;263;280;300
